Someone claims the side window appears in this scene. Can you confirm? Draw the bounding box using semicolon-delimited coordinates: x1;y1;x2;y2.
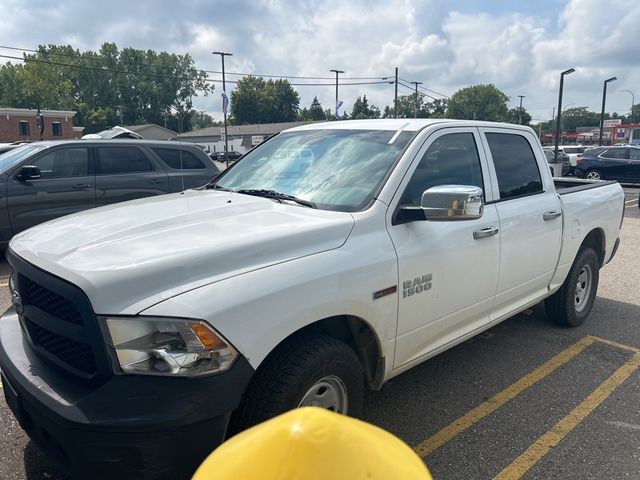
19;121;30;136
629;149;640;160
151;147;206;169
486;133;543;200
402;132;484;206
52;122;63;137
31;148;89;178
601;149;628;159
96;146;153;174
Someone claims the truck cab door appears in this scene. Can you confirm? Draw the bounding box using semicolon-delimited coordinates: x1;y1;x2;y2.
386;128;500;369
7;145;96;235
478;128;563;321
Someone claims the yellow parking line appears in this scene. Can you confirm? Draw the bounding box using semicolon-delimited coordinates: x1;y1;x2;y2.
413;336;595;458
493;352;640;480
0;282;7;287
588;335;640;353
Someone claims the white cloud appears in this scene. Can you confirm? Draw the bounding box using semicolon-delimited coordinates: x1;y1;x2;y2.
1;0;639;122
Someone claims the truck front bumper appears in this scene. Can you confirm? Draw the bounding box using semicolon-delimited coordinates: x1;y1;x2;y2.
0;307;254;480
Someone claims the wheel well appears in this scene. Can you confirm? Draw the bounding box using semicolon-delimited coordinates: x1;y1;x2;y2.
580;228;605;267
267;316;385;391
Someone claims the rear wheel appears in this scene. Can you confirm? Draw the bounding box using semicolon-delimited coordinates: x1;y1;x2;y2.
545;248;599;327
585;169;604;180
228;333;364;435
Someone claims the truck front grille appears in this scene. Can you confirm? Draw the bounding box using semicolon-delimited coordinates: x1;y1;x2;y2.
23;277;83;325
24;318;97;375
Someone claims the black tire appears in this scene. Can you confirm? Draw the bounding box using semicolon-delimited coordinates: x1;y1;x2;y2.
545;248;599;327
585;169;604;181
228;333;364;435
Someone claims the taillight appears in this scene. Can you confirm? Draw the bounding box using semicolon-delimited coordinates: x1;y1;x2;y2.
576;155;583;164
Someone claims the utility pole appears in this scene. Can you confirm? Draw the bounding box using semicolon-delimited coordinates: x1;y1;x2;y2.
599;76;617;146
213;51;233;167
330;69;344;120
394;67;398;119
518;95;525;124
411;81;423;118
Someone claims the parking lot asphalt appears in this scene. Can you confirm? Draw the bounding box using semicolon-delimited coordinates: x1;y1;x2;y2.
0;186;638;480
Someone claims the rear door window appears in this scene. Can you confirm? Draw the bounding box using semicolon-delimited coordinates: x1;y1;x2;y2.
151;147;206;169
601;149;628;159
96;146;153;174
486;133;543;200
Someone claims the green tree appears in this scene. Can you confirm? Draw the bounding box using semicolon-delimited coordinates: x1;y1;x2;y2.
231;76;300;124
308;96;325;120
446;84;509;121
0;43;212;133
505;107;532;126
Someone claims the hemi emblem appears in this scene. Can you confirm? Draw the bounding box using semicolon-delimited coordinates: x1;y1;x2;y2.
373;286;398;300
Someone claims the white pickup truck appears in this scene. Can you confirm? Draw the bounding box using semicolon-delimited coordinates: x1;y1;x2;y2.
0;120;625;479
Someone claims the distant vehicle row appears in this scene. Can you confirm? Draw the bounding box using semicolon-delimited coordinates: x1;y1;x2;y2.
0;140;219;246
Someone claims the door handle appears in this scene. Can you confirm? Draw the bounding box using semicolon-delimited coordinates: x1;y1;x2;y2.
150;178;165;184
543;210;562;221
473;226;499;239
72;183;91;189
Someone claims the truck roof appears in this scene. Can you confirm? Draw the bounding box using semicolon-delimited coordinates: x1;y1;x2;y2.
286;118;536;133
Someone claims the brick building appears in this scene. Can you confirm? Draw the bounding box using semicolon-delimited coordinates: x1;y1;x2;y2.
0;108;83;142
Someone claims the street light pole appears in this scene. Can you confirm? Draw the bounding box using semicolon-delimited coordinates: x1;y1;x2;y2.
330;69;344;120
554;68;575;162
411;81;423;118
394;67;398;119
212;51;233;167
621;89;635;124
518;95;525;125
599;76;617;146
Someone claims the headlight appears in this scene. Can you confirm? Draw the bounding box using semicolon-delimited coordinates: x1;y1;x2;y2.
100;316;238;377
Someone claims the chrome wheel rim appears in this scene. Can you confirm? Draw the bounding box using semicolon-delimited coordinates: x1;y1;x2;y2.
586;171;601;180
298;375;348;413
575;264;593;313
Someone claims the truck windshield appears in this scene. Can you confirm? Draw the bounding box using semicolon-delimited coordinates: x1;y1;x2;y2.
214;129;415;212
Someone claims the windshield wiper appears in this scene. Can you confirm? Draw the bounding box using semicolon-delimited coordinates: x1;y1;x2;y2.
236;189;317;209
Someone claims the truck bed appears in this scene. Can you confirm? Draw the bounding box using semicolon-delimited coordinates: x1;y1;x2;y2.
554;178;619;195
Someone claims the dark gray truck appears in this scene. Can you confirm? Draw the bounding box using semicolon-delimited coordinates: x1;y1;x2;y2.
0;140;219;247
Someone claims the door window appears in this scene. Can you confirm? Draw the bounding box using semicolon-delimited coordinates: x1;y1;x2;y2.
601;148;628;159
486;133;542;200
96;146;153;174
402;132;484;205
627;149;640;160
31;148;90;178
151;147;206;169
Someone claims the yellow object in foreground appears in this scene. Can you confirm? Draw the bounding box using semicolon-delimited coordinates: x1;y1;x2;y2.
193;407;432;480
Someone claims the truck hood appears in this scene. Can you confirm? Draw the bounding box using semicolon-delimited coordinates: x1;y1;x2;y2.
10;190;355;314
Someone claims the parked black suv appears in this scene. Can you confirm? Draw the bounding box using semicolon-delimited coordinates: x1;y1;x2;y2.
0;140;220;246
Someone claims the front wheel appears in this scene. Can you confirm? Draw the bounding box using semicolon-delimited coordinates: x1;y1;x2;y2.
585;169;604;180
228;333;364;435
545;248;599;327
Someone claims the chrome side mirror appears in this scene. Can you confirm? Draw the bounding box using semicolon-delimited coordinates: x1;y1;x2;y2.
421;185;483;220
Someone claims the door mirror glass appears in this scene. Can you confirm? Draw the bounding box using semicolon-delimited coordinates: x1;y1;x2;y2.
17;165;42;181
421;185;483;220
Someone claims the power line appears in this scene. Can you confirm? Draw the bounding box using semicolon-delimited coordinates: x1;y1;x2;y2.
399;77;449;98
0;44;393;82
397;81;439;101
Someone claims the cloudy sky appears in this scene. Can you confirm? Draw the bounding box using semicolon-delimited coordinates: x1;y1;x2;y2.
1;0;639;123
